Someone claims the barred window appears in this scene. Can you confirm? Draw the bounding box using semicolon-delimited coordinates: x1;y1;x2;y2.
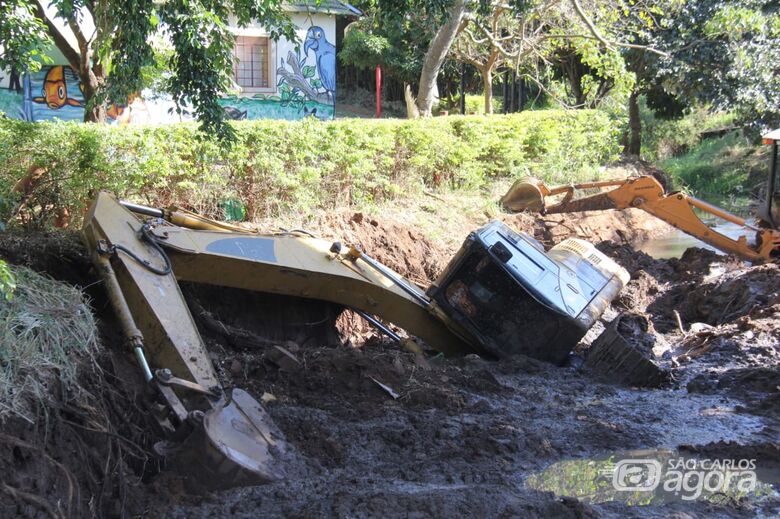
233;36;269;89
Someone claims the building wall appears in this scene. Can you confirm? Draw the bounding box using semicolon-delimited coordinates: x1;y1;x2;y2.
0;12;338;124
219;12;337;121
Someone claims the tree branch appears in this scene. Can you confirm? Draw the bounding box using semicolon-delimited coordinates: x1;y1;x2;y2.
32;0;81;71
569;0;669;57
570;0;612;49
66;17;90;53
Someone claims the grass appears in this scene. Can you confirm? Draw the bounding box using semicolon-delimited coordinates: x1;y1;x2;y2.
660;131;769;214
0;266;98;423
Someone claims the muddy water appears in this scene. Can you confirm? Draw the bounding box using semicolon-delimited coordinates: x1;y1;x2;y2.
638;221;757;259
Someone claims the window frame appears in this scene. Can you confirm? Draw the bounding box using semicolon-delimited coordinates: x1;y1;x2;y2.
232;34;276;94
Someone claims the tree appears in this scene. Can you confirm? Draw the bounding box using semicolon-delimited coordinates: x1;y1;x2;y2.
655;0;780;129
412;0;668;117
415;0;467;116
551;45;617;109
451;4;512;114
2;0;296;140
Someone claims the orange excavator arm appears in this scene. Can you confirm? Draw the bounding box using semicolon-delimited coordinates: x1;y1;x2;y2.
500;175;780;262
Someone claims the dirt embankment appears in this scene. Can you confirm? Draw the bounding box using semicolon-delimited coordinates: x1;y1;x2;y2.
0;208;777;518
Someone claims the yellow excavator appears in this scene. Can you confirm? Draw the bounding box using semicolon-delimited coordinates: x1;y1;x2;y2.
499;129;780;262
83;192;629;489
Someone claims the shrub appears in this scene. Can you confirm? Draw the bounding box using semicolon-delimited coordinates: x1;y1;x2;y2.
0;110;620;226
437;94;503;115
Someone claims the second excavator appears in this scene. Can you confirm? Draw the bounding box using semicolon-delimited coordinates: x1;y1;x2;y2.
499;129;780;262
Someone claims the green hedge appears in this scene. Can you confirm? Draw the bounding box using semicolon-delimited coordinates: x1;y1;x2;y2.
0;110;620;225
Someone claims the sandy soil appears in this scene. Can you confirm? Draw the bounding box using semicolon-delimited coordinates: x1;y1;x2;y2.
0;207;777;518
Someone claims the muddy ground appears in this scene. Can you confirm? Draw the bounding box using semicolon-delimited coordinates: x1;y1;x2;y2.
0;208;778;518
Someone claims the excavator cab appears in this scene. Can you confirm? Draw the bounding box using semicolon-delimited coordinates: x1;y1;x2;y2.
758;129;780;229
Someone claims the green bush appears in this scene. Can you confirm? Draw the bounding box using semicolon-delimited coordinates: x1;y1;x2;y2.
437;94;503;115
0;110;620;226
640;101;737;162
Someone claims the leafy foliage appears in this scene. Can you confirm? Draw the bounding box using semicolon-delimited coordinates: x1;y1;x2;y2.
655;0;780;128
340;28;392;69
0;260;15;302
0;1;51;73
339;0;465;89
0;111;619;226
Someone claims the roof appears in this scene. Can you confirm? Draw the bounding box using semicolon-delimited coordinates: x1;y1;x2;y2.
763;129;780;142
285;0;362;16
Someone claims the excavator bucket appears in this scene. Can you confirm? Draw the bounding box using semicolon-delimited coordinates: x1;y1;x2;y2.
501;178;622;215
171;389;288;488
499;178;546;213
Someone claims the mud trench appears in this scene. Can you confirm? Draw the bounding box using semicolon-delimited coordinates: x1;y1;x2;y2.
0;212;778;518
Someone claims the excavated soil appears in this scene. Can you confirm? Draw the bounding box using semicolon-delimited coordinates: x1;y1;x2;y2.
0;208;778;518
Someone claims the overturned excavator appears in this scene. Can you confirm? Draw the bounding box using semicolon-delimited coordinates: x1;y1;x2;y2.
83;192;628;488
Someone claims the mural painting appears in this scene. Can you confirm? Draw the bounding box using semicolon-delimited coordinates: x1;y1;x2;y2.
0;69;26;120
0;65;133;123
218;24;336;121
32;65;84;110
3;16;345;123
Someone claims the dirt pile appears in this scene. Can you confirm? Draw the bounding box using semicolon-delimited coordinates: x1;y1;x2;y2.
522;208;673;247
310;212;449;285
593;241;780;428
681;264;780;325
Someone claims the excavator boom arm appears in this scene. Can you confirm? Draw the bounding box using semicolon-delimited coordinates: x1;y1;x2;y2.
501;175;780;262
82;192;477;488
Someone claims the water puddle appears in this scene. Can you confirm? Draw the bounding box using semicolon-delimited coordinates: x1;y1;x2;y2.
526;448;779;506
637;221;757;259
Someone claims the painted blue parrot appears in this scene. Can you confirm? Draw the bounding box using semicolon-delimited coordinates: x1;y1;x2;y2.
303;26;336;98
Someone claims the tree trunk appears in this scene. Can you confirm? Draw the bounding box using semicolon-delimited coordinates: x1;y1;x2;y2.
482;68;493;114
416;0;466;116
81;79;106;123
627;89;641;156
80;61;106;123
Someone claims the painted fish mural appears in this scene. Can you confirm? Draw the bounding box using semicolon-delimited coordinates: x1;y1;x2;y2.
31;65;83;110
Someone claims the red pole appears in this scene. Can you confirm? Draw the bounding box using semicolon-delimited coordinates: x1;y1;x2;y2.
375;65;382;118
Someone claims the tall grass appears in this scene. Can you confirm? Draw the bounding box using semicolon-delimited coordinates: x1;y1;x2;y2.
659;131;768;213
0;267;98;423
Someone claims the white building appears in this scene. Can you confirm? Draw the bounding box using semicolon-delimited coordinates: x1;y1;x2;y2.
0;0;360;123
